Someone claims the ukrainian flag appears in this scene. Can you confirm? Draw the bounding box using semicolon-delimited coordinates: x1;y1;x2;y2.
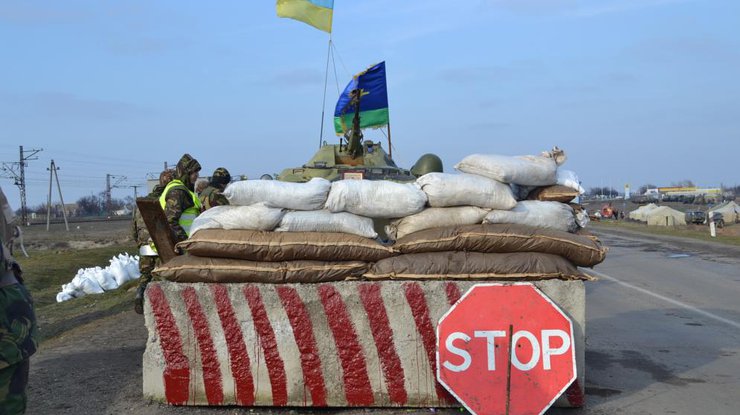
276;0;334;33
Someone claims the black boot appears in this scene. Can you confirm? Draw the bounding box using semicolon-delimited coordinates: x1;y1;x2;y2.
134;284;147;314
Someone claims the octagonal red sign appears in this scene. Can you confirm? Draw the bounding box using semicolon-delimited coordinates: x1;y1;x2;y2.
436;283;576;415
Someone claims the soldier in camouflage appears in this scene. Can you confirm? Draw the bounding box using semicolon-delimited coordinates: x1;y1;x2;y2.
160;154;202;243
199;167;231;211
132;169;174;314
0;186;38;415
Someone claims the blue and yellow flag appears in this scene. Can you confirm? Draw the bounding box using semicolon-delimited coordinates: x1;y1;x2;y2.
276;0;334;33
334;61;389;135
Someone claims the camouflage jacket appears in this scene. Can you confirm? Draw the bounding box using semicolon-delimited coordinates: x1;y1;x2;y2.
131;185;166;246
163;186;198;243
0;283;38;370
198;185;229;211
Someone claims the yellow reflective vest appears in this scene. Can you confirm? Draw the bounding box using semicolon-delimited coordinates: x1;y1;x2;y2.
159;180;201;237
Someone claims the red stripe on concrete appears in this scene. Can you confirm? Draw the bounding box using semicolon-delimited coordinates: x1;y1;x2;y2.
565;379;585;407
276;286;328;407
210;284;255;405
182;287;224;405
358;283;408;405
444;282;462;305
243;286;288;406
147;284;191;405
318;285;374;406
404;282;455;404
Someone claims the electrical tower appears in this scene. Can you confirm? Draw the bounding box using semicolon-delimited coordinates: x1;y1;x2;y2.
105;174;127;215
1;146;43;225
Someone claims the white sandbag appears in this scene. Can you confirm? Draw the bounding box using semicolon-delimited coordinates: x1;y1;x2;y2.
416;173;516;209
454;147;566;186
56;292;75;302
556;169;585;194
575;208;590;229
224;177;330;210
386;206;489;240
108;260;128;287
92;267;118;291
325;180;427;218
189;204;285;235
56;254;141;302
484;201;577;233
276;210;378;239
78;275;105;295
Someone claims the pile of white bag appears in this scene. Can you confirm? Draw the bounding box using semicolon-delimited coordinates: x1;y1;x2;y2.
216;177;430;239
56;253;140;302
203;148;587;240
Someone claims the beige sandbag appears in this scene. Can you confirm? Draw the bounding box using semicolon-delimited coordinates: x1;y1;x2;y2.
154;255;368;283
178;229;395;262
385;206;489;241
454;147;566;186
393;223;606;267
416;172;516;209
366;251;592;281
527;185;579;203
485;201;577;233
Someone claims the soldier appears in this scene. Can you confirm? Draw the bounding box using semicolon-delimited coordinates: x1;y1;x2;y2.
132;169;174;314
0;186;38;414
160;154;202;244
199;167;231;210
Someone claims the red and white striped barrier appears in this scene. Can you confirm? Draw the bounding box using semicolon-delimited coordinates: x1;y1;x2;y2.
143;280;585;407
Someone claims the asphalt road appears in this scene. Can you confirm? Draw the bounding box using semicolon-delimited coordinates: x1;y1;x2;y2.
26;227;740;414
562;228;740;415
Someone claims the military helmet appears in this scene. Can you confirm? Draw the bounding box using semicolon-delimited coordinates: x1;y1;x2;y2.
211;167;231;187
410;153;443;177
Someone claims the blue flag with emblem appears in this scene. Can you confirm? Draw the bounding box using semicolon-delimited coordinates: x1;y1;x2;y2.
333;61;389;135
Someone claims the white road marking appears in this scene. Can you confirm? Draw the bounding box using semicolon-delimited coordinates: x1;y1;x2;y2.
585;269;740;330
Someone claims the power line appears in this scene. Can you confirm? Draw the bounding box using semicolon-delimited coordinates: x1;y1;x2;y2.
0;146;43;225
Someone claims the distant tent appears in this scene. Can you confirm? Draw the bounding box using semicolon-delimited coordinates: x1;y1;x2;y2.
629;203;658;222
646;206;687;226
708;201;740;224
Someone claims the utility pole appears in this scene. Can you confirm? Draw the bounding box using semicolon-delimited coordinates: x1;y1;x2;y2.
130;185;141;200
1;146;42;225
105;174;127;216
46;160;69;231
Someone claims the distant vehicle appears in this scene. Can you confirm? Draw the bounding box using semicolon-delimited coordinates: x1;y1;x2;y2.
685;211;706;224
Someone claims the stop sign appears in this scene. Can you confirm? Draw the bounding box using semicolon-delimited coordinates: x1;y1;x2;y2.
436;283;576;415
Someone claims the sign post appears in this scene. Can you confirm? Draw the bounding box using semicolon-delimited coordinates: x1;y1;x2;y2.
437;283;576;415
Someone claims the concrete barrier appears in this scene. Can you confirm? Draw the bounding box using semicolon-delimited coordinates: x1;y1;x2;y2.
143;280;585;407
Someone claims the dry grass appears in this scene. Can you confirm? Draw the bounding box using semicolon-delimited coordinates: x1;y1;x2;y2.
14;219;138;341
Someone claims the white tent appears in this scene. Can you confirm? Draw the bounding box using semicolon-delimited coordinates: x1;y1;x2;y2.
646;206;687;226
629;203;658;222
708;201;740;224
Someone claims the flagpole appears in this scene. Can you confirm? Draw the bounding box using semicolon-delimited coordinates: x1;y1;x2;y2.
387;123;392;158
319;36;332;149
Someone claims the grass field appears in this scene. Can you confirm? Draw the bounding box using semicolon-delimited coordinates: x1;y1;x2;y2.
15;220;138;341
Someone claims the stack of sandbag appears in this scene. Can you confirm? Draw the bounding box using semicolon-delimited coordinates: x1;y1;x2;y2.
157;229;394;283
367;223;605;281
367;148;603;281
455;147;588;232
155;178;397;284
384;172;517;240
56;253;140;302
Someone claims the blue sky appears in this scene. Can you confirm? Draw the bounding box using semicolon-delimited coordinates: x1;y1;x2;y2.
1;0;739;209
